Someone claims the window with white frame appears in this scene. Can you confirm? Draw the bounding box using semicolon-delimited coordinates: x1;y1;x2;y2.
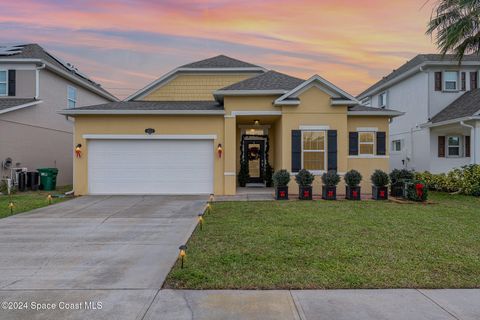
391;139;402;152
67;85;77;108
302;131;326;171
0;70;7;96
359;132;375;155
444;71;458;91
378;92;387;107
447;135;461;156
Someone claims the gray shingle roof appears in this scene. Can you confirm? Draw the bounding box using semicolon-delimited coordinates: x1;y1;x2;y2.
0;98;38;111
180;55;261;69
431;89;480;123
358;54;480;98
71;100;223;111
348;105;399;112
0;44;115;98
219;70;304;91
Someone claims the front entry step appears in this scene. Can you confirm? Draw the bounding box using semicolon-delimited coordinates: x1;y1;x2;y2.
245;183;266;188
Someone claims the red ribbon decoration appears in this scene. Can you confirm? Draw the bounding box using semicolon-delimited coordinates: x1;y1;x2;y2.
415;183;424;198
279;191;286;198
327;190;334;197
379;190;385;198
352;190;358;198
303;190;310;197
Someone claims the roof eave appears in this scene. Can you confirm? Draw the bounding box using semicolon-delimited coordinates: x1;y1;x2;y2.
420;115;480;128
214;89;287;98
0;100;43;115
347;110;405;117
57;109;226;116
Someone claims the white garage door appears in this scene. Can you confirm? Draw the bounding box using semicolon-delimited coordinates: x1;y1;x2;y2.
88;139;214;195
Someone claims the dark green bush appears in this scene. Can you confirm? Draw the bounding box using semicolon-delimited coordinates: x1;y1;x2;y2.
321;170;340;186
238;160;250;187
371;170;390;187
295;169;315;187
389;169;414;184
344;169;362;187
273;169;291;187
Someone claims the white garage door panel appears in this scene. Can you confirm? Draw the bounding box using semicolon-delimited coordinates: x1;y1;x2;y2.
88;139;214;194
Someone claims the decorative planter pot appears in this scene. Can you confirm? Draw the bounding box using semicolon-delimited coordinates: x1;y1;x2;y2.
298;186;313;200
275;186;289;200
390;182;404;197
345;186;361;200
322;185;337;200
372;186;388;200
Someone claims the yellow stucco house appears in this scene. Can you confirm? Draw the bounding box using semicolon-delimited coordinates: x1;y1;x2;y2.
60;55;402;196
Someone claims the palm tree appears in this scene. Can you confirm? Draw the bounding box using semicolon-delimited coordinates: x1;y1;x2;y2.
427;0;480;61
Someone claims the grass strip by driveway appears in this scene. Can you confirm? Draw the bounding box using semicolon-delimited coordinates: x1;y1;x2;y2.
0;185;73;219
165;192;480;289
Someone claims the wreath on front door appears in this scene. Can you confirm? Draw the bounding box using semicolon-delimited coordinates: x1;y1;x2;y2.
248;146;260;160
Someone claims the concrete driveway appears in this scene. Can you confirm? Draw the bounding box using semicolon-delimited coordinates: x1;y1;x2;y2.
0;195;206;320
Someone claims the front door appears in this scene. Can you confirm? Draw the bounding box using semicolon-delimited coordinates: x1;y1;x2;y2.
243;139;265;183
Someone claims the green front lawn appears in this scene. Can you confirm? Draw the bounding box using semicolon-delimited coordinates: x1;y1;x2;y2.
165;192;480;289
0;185;73;219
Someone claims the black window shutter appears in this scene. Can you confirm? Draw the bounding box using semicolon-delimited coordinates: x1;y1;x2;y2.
470;72;478;89
376;131;386;156
461;72;466;91
438;136;445;157
8;70;16;96
327;130;337;171
434;72;442;91
291;130;301;172
348;132;358;155
465;136;471;157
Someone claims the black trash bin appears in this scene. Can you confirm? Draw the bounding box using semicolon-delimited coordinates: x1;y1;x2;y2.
27;171;40;191
18;172;27;192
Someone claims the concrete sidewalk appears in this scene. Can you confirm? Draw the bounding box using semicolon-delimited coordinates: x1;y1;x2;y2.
143;289;480;320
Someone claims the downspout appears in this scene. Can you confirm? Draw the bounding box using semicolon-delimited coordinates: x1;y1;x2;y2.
460;121;475;164
35;63;46;99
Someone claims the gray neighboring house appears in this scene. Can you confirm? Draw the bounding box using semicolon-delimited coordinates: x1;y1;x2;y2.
0;44;117;186
358;54;480;173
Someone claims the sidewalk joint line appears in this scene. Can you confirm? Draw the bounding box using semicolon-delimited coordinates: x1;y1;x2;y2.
416;289;461;320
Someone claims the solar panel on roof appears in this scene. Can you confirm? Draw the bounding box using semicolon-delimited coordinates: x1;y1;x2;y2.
0;45;23;56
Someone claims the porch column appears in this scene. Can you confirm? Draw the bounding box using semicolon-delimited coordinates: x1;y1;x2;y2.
224;115;237;195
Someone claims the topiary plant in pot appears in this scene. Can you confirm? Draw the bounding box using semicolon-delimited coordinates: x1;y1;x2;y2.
321;170;340;200
344;169;362;200
371;169;390;200
238;160;250;187
273;169;291;200
295;169;315;200
389;169;414;197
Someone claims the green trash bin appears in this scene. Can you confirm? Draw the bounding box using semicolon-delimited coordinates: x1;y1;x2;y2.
37;168;59;191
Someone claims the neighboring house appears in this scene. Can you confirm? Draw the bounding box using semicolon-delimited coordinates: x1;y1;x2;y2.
358;54;480;173
0;44;117;186
60;55;401;196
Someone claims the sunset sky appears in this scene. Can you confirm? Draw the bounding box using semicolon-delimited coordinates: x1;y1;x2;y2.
1;0;438;99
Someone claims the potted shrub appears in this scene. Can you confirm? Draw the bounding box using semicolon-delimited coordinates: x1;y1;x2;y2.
371;170;390;200
238;160;249;187
295;169;315;200
321;170;340;200
273;169;290;200
389;169;414;197
344;169;362;200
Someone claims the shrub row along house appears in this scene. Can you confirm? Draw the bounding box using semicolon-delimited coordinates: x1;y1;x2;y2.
61;55;402;195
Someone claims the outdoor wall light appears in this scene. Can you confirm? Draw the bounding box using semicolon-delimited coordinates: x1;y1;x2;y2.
254;119;260;125
198;213;204;230
75;144;82;158
178;245;187;268
217;144;223;158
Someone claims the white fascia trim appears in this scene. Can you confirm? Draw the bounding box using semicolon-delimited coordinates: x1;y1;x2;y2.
127;67;266;101
420;116;480;128
347;111;404;117
83;134;217;140
274;99;300;106
229;110;282;117
356;127;378;132
299;125;330;130
0;100;43;115
275;75;360;105
348;155;389;159
224;172;236;176
214;89;287;96
331;99;359;105
58;109;225;116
